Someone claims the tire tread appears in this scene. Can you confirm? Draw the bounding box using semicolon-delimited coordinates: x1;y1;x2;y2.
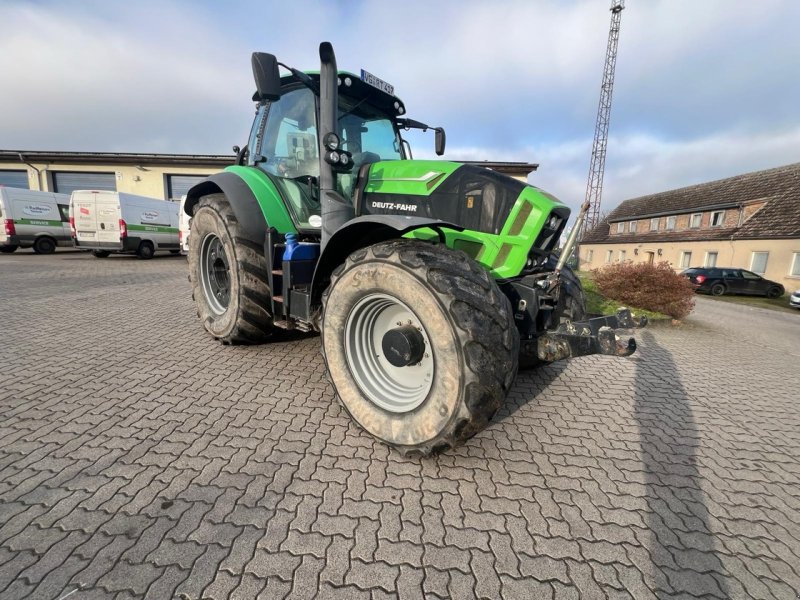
188;193;273;344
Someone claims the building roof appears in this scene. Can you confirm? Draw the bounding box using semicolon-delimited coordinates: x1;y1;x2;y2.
603;161;800;222
0;150;538;178
4;150;236;167
583;161;800;243
735;192;800;239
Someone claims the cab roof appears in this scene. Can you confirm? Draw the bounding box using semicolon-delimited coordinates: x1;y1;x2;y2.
254;70;406;118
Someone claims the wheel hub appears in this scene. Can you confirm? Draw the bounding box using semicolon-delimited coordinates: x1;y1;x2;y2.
200;233;231;315
382;325;426;367
344;293;434;414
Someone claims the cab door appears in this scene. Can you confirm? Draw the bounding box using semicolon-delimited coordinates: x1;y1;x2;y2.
56;200;71;242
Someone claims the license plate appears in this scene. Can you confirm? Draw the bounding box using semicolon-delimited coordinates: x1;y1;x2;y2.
360;69;394;95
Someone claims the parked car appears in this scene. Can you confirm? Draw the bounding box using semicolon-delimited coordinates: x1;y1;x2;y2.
681;267;785;298
0;188;72;254
70;190;180;259
790;290;800;308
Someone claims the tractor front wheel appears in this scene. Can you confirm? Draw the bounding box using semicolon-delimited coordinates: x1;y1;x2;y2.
322;240;519;456
188;193;273;344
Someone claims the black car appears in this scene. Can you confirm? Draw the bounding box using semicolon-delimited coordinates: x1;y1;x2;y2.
681;267;785;298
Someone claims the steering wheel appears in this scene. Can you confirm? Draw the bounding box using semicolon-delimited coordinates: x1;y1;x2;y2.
289;175;321;210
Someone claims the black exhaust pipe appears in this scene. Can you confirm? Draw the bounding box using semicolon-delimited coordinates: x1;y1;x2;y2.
318;41;354;250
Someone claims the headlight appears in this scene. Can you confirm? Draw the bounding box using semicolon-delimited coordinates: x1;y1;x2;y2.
323;132;340;151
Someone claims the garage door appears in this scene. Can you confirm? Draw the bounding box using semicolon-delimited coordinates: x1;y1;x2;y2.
166;174;209;201
52;172;116;195
0;170;30;189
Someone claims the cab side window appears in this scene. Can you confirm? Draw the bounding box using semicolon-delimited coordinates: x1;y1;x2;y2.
258;88;319;179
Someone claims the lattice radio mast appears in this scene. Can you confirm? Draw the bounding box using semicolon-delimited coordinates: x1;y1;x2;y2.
581;0;625;238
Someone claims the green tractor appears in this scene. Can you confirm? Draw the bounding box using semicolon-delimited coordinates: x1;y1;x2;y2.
185;42;645;456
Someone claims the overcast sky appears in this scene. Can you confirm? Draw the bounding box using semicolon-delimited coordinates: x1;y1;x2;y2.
1;0;799;213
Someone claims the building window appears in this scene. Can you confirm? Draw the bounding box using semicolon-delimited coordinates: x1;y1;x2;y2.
165;174;210;202
680;251;692;268
586;249;594;263
666;216;676;230
0;170;30;189
705;251;718;268
791;253;800;277
711;210;725;227
619;250;626;262
650;218;659;231
616;222;624;233
629;221;638;233
690;213;702;228
751;251;769;274
605;250;613;263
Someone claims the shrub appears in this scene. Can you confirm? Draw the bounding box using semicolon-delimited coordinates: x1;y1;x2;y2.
592;261;695;319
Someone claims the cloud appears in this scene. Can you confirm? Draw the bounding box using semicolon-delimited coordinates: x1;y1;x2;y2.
0;1;254;152
520;126;800;213
425;124;800;218
0;0;799;215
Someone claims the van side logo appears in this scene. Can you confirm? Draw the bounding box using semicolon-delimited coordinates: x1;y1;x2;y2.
80;207;90;215
23;204;51;216
141;211;160;222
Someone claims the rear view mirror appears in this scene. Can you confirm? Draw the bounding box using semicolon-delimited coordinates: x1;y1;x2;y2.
434;128;446;156
252;52;281;101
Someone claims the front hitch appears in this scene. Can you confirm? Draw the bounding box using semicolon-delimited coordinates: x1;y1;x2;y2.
536;308;647;362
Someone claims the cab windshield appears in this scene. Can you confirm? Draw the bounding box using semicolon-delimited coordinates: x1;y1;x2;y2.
337;94;403;197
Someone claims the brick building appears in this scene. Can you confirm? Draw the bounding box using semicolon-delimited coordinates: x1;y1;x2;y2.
580;162;800;291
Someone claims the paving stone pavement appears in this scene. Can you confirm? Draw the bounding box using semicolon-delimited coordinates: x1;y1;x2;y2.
1;251;799;600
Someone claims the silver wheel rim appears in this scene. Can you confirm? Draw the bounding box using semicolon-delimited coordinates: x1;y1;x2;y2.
200;233;231;315
344;293;435;413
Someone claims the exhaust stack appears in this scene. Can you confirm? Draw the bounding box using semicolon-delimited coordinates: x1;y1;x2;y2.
318;42;354;250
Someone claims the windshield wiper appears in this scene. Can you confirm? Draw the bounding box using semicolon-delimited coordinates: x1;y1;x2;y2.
338;97;368;120
279;62;319;94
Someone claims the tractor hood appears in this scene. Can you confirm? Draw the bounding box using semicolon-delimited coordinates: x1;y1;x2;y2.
352;160;571;278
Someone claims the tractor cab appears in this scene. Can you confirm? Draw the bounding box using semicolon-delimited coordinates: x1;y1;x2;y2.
242;69;418;233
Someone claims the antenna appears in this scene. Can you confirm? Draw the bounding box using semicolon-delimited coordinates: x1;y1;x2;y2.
581;0;625;238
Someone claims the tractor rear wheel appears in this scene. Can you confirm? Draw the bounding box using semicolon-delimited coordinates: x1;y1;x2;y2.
322;239;519;457
188;193;273;344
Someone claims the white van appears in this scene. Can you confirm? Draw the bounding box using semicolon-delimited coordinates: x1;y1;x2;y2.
178;195;191;255
0;188;71;254
70;191;180;259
